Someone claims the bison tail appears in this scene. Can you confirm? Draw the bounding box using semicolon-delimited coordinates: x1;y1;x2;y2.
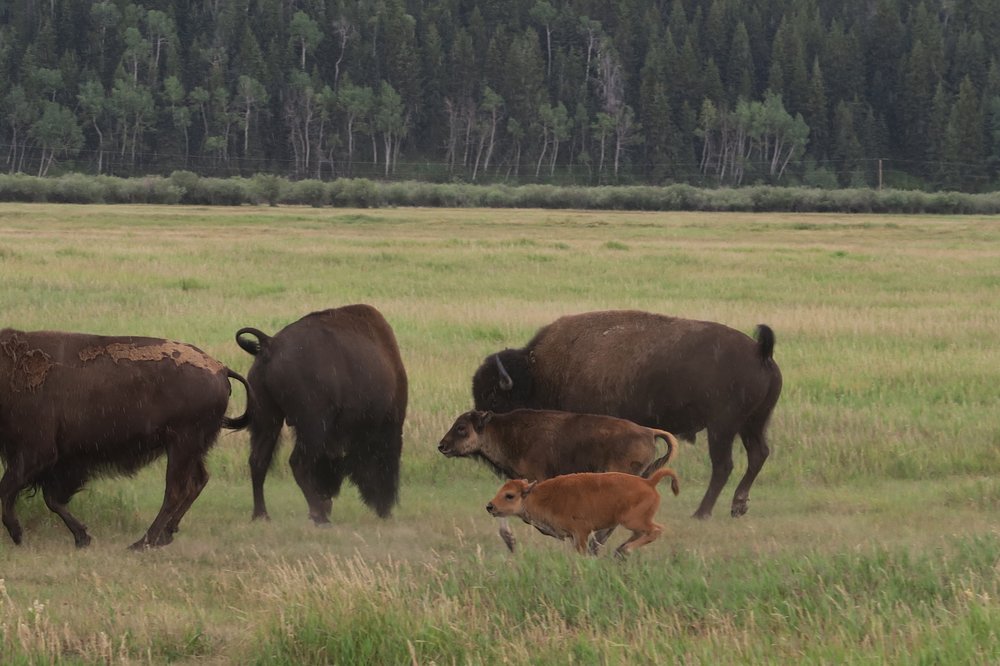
755;324;776;361
222;369;253;430
641;430;679;478
646;467;680;496
235;327;270;356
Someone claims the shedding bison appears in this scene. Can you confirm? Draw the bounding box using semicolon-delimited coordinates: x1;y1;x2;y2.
472;310;782;519
0;329;251;549
235;305;407;524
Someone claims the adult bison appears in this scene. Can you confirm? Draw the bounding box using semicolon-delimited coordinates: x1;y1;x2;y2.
235;304;407;524
472;310;782;519
0;329;251;549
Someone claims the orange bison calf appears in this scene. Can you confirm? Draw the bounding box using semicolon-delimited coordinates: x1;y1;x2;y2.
486;468;680;557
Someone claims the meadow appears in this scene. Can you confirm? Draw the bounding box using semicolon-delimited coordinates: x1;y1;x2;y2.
0;203;997;664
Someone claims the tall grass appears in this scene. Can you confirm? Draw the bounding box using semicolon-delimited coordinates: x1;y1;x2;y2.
0;204;997;663
250;537;1000;664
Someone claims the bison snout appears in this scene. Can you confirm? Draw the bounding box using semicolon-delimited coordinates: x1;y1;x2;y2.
486;502;495;514
438;441;452;455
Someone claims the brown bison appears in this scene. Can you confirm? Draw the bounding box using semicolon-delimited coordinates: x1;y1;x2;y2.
472;310;782;519
235;304;407;524
438;408;678;552
0;329;251;549
438;408;677;481
486;468;680;557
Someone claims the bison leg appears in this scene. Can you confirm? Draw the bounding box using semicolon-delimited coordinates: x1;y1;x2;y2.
614;523;663;558
289;444;335;526
347;425;402;519
165;457;210;536
248;407;284;521
571;531;594;555
693;427;737;519
589;527;616;555
0;468;27;545
731;426;771;518
1;444;58;545
498;517;516;552
41;475;91;548
131;444;209;550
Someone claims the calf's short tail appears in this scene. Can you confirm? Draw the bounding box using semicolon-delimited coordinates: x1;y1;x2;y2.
641;430;679;478
646;467;680;496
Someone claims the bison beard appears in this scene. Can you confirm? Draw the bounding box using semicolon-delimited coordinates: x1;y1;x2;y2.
0;329;251;549
235;304;408;524
472;310;782;520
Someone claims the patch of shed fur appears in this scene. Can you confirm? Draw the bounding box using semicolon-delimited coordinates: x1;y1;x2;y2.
79;341;224;372
1;334;54;391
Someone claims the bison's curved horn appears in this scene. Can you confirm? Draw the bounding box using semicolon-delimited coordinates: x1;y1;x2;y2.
494;354;513;391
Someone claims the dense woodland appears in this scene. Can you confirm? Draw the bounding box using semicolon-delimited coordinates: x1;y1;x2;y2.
2;0;1000;191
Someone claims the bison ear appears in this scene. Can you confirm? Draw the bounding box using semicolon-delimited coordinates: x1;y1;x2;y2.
522;481;537;496
472;410;490;432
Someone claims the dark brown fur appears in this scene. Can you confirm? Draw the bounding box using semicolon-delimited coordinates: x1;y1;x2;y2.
472;310;782;519
438;408;677;481
486;468;680;557
0;329;251;549
235;304;407;524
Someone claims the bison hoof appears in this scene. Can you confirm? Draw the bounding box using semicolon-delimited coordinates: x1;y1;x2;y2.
129;534;172;551
252;512;271;522
731;499;749;518
74;533;93;549
692;510;712;520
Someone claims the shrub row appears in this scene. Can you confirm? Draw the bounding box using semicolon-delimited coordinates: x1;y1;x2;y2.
1;172;998;214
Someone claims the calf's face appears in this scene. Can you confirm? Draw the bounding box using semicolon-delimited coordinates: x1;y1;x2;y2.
486;479;536;517
438;410;491;456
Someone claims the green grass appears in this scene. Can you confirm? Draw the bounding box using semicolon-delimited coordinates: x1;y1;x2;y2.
0;203;998;664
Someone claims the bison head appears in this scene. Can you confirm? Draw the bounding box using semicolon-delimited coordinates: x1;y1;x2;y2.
486;479;536;517
438;410;492;457
472;349;534;413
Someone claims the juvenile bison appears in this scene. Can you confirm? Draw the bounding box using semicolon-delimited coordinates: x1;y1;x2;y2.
438;408;677;551
0;329;251;549
438;408;677;481
235;305;407;524
486;468;680;557
473;310;782;519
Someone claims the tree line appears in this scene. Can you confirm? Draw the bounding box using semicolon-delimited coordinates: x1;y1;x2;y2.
2;0;999;192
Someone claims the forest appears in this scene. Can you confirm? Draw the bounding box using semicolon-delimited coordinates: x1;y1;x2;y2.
2;0;999;191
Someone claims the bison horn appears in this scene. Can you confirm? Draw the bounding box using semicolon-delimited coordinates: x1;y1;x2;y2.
494;354;514;391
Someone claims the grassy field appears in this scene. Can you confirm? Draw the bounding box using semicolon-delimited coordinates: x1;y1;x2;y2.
0;203;997;664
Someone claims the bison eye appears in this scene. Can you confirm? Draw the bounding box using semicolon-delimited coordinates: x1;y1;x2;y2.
504;493;515;500
456;426;467;436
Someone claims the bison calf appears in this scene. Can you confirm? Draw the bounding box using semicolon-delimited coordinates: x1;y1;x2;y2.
486;469;680;557
0;329;250;549
439;408;677;552
438;408;678;482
